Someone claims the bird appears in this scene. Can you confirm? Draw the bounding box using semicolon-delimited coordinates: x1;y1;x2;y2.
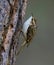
17;15;37;55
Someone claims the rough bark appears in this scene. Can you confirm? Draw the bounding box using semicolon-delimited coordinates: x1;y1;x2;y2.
0;0;28;65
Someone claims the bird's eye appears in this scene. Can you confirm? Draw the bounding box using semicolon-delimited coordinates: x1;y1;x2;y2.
34;18;37;24
31;18;34;24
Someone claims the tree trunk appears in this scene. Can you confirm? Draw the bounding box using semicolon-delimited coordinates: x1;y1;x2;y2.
0;0;28;65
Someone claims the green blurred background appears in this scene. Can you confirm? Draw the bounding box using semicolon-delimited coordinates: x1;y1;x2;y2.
16;0;54;65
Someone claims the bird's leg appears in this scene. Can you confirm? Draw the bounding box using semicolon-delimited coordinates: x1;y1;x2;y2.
16;41;26;56
20;30;26;40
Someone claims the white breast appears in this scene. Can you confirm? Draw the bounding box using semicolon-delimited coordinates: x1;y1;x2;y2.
22;16;32;36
